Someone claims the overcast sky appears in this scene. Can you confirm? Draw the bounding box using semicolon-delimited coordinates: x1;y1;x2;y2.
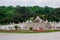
0;0;60;8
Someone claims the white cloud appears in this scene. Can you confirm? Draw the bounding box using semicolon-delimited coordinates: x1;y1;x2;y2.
0;0;60;8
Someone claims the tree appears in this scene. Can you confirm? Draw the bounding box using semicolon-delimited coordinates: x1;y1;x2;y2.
0;5;60;24
29;27;33;30
14;25;18;30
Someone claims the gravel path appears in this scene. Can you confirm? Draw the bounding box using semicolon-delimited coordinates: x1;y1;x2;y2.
0;32;60;40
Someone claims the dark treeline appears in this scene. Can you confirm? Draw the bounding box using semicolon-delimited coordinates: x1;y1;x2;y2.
0;5;60;24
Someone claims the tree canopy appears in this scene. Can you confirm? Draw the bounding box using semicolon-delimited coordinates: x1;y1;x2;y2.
0;5;60;24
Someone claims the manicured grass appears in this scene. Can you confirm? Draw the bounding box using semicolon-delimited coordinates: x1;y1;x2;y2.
45;30;60;32
0;30;60;33
0;30;39;33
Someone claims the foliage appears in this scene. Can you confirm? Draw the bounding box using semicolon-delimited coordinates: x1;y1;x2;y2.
0;5;60;24
29;27;33;30
14;25;18;30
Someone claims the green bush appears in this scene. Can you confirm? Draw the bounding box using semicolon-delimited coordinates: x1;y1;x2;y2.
29;27;33;30
14;25;18;30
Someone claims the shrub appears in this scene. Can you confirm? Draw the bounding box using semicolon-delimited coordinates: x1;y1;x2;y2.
29;27;33;30
14;25;18;30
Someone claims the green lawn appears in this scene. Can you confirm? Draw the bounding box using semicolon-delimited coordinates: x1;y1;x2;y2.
0;30;60;33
